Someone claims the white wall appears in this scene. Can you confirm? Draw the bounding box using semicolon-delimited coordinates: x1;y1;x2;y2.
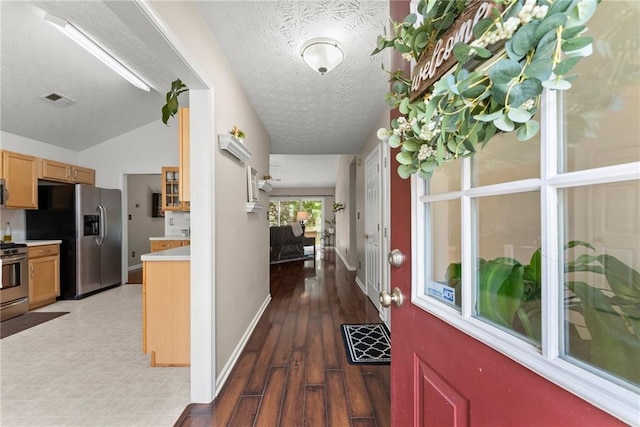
151;1;271;382
126;174;164;269
334;154;356;269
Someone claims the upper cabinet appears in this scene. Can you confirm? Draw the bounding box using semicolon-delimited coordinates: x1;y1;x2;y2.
40;159;95;185
179;108;190;210
1;150;38;209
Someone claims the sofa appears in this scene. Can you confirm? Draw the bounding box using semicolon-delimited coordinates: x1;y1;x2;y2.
270;225;315;264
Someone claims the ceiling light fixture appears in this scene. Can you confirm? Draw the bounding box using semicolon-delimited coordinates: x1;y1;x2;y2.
300;38;344;75
44;13;151;92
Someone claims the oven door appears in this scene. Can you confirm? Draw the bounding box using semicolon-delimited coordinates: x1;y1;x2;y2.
1;253;29;320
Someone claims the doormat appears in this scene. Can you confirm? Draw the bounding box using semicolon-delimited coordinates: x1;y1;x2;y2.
340;323;391;365
1;312;69;339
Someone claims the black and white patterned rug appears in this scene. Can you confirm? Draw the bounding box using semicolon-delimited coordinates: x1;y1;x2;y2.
340;323;391;365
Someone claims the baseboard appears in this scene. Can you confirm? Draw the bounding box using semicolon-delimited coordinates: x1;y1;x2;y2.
128;264;142;271
355;276;365;294
335;248;357;271
215;293;272;396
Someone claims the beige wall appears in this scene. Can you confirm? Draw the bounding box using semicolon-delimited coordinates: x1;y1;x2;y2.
152;2;271;377
126;174;164;268
334;155;356;267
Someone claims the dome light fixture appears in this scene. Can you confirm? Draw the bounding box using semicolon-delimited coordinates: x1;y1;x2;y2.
300;38;344;75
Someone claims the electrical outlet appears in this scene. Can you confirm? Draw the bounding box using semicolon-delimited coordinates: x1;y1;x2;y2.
131;251;135;257
169;218;174;226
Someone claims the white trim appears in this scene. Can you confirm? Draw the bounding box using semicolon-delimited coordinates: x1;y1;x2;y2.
419;190;462;203
335;248;357;271
218;134;252;162
355;276;366;294
215;294;271;396
128;264;142;272
548;162;640;188
466;178;541;197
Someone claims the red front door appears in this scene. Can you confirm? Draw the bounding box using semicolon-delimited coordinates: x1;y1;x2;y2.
387;2;624;425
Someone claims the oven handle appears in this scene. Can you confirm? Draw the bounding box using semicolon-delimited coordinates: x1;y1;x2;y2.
1;254;27;264
0;298;27;308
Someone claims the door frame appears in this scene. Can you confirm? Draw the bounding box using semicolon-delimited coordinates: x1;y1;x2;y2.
364;145;383;313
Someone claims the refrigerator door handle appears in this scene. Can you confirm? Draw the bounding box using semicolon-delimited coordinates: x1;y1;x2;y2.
97;205;106;246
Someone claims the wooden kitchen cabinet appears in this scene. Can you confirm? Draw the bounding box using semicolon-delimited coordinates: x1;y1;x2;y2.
179;107;190;209
40;158;95;185
1;150;37;209
150;239;189;252
143;259;190;366
28;244;60;310
161;166;182;211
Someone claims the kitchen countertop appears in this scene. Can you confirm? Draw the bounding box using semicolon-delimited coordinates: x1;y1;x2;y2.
141;246;190;262
19;240;63;247
149;236;190;241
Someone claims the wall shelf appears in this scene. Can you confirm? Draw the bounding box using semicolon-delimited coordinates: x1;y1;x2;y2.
246;202;265;213
218;134;252;162
258;180;273;193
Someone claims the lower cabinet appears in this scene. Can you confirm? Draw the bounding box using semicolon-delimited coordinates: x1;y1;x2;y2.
142;260;190;366
28;244;60;310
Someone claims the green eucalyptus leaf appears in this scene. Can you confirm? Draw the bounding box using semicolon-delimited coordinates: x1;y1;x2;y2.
398;164;417;179
421;159;438;173
534;13;567;39
533;31;558;61
491;82;509;105
566;0;598;28
510;22;539;57
403;140;421;152
396;150;414;165
404;13;418;25
508;79;543;108
562;36;593;52
413;31;430;52
377;35;387;51
505;39;525;62
393;81;408;95
508;107;533;123
473;17;494;39
516;119;540;141
494;114;515;132
473;46;492;59
562;25;586;39
462;85;487;99
399;97;410;114
474;110;503;122
388;134;402;148
394;40;411;53
453;42;472;63
488;59;522;85
446;73;459;95
542;78;572;90
554;56;582;76
524;58;553;81
546;0;573;16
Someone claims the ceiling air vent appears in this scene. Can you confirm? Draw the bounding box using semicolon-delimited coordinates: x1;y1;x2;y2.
41;92;76;107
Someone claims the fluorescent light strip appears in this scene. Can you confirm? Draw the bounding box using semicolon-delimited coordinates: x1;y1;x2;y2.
44;13;151;92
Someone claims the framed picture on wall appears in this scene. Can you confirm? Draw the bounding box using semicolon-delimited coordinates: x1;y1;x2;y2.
247;166;258;202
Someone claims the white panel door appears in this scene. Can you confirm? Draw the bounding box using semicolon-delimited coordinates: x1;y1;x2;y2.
365;146;382;311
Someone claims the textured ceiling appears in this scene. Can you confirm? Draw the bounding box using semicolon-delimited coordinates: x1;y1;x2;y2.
1;1;391;188
0;1;175;151
195;1;390;155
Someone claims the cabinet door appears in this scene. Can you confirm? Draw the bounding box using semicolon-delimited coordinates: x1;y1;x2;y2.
2;150;37;209
40;159;71;182
161;167;181;211
28;255;59;309
72;166;95;185
179;108;190;209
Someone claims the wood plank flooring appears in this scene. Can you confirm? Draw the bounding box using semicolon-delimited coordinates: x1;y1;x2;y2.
175;250;390;426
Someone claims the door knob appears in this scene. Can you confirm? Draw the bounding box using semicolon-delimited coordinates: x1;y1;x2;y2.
363;233;370;239
388;249;405;267
380;287;404;308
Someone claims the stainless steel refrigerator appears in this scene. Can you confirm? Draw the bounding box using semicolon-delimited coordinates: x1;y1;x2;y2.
26;183;122;299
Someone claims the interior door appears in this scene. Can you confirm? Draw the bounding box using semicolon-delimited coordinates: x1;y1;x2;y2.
386;1;624;425
365;146;382;310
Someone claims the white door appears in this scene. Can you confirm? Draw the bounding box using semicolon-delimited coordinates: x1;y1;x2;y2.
365;146;382;311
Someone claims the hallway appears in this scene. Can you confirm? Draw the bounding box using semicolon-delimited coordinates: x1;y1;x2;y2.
176;252;390;426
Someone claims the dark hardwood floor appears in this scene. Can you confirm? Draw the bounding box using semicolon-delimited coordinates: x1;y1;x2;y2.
175;249;390;426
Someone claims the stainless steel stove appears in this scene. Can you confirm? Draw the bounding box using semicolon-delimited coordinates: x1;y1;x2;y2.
1;242;29;321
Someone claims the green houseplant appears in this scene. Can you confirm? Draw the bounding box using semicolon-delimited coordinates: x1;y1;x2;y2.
445;241;640;384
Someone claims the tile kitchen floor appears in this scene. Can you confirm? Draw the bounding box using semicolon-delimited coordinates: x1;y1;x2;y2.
0;284;190;426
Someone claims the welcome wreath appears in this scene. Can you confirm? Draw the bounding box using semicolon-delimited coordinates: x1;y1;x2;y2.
374;0;601;179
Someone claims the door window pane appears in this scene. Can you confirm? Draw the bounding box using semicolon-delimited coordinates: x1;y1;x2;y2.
425;199;461;308
560;1;640;173
475;191;541;343
428;159;461;194
562;182;640;387
472;126;540;187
